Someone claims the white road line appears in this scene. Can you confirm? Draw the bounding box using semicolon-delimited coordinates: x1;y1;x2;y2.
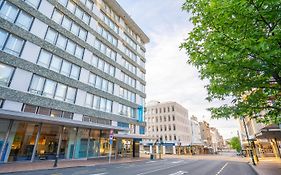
169;170;188;175
146;160;156;163
216;162;228;175
89;173;108;175
136;162;191;175
172;160;184;164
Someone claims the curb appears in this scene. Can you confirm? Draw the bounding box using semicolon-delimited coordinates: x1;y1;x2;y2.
248;162;259;175
0;158;148;174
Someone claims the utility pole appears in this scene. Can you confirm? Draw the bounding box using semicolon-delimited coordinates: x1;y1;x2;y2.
242;117;256;166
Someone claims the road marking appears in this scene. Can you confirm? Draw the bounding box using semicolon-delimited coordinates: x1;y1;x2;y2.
216;162;228;175
146;160;156;163
169;171;188;175
89;173;108;175
172;160;184;164
136;162;192;175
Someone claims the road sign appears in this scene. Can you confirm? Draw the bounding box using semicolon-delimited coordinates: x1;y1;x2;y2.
109;129;114;145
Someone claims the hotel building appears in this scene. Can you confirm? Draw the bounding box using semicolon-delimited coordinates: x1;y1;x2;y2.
0;0;149;162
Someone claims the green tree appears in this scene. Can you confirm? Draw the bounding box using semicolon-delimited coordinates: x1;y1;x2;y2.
181;0;281;124
229;137;242;152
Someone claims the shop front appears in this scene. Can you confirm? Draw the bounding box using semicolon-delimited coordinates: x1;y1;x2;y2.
0;111;128;163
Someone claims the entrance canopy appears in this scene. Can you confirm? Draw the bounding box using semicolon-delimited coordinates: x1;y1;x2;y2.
255;124;281;140
0;109;129;131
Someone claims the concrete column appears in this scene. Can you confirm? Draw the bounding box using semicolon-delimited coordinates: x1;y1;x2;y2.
149;145;152;154
54;126;63;167
72;128;79;159
156;145;159;154
162;146;166;155
0;120;13;162
31;123;42;162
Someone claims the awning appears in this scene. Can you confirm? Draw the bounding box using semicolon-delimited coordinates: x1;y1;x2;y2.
255;124;281;140
0;109;129;131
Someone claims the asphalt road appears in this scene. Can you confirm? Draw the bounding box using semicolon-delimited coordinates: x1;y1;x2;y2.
1;158;257;175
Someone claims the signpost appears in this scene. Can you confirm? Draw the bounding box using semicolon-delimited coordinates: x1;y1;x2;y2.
109;129;114;164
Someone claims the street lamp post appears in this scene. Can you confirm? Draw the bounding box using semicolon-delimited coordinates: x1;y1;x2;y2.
242;117;256;166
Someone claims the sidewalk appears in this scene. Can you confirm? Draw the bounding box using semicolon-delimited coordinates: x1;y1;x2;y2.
250;157;281;175
0;157;148;174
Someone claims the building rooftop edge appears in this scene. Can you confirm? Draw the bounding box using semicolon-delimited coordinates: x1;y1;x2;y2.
104;0;150;44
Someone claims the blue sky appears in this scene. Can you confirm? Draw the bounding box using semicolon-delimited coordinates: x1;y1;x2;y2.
117;0;239;139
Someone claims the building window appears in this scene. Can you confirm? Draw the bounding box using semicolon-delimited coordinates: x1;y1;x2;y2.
118;103;136;118
94;39;116;61
45;27;84;59
24;0;41;9
22;104;37;113
29;74;77;103
97;25;117;46
172;115;175;121
0;63;15;87
88;72;114;94
90;54;115;77
173;125;176;131
101;12;119;34
58;0;91;24
172;106;175;111
37;49;81;80
37;106;50;115
50;109;62;118
4;34;25;56
0;1;34;30
84;93;112;113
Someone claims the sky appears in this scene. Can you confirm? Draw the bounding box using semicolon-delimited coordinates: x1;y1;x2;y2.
117;0;239;139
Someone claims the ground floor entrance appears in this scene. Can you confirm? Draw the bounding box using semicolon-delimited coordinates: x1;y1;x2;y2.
0;119;124;163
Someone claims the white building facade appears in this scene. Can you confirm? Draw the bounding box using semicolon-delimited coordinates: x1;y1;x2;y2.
144;101;191;154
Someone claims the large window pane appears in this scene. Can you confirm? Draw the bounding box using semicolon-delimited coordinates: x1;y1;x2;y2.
79;28;87;40
93;96;100;109
65;87;76;103
37;50;51;68
70;64;80;80
75;45;84;59
85;93;93;107
107;82;113;94
106;100;112;112
66;40;75;54
91;55;98;67
62;16;72;30
0;63;14;86
0;2;19;22
4;35;24;56
61;60;71;76
45;28;57;44
75;7;83;19
49;55;62;72
25;0;41;9
29;75;45;94
88;73;96;86
67;0;76;13
95;76;102;89
15;11;33;30
43;79;56;98
50;109;62;118
71;23;79;36
101;79;108;92
56;35;67;49
54;83;67;101
52;10;63;24
0;29;8;49
100;98;106;111
98;59;104;70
